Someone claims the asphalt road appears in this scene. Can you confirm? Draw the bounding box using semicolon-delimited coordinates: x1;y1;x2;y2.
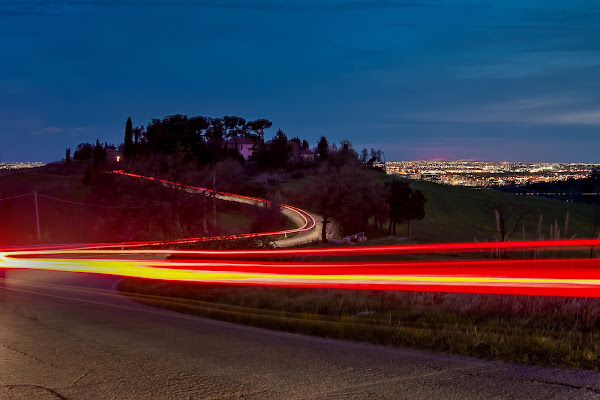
274;208;323;248
182;185;323;248
1;270;599;400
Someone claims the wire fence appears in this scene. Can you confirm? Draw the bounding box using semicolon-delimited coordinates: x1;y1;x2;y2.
37;193;173;209
0;192;190;209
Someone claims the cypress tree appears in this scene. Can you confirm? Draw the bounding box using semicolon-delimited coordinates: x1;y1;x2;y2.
124;117;133;159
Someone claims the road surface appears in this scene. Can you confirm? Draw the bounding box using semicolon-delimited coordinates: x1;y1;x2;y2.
180;182;323;248
1;270;599;400
274;208;323;247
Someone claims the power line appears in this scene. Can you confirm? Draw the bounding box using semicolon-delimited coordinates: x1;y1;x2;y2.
0;190;199;209
37;194;171;209
0;193;33;201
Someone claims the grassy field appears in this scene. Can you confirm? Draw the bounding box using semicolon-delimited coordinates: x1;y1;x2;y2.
0;163;88;196
404;179;596;243
217;210;253;234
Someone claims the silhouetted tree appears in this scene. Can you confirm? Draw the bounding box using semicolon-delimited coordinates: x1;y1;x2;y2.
328;139;359;167
65;148;71;163
223;116;246;150
93;139;106;168
405;189;426;237
486;201;526;242
189;116;210;139
298;164;374;242
361;148;369;163
317;136;329;161
124;117;133;159
370;148;383;163
270;129;290;169
386;180;426;236
143;115;207;162
233;123;249;149
205;118;225;147
246;119;272;143
132;126;142;157
211;159;245;193
73;143;93;161
301;139;310;151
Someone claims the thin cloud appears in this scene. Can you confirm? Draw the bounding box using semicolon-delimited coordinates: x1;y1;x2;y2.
402;110;600;126
548;110;600;125
398;94;600;126
458;51;600;80
32;126;64;135
485;97;575;112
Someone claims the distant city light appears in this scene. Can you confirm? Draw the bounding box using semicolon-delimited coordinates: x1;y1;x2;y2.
0;162;44;170
385;161;599;187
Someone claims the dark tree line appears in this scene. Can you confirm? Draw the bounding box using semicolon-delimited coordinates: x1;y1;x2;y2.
292;141;426;243
386;180;426;236
124;114;275;166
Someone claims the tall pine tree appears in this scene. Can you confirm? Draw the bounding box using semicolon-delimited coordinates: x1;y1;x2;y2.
124;117;133;159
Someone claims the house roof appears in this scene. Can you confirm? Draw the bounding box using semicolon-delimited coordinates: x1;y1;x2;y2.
223;137;256;145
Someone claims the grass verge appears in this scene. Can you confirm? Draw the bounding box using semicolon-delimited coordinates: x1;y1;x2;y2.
119;279;600;370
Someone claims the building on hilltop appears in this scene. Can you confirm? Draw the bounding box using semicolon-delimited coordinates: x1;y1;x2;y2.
299;149;315;163
106;149;122;164
222;137;257;160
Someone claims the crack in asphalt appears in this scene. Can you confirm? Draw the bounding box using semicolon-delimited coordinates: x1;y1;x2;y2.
463;370;600;395
4;384;69;399
1;343;49;367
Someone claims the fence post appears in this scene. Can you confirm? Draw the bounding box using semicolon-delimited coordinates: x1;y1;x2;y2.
212;170;217;230
33;190;41;241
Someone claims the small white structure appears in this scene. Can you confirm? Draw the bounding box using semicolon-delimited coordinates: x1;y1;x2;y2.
343;232;367;243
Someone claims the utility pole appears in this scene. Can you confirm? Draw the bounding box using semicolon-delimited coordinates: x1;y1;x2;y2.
203;190;208;234
407;186;412;238
33;190;41;241
212;170;217;230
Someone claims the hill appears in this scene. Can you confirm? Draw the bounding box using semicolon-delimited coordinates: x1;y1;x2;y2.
396;178;596;243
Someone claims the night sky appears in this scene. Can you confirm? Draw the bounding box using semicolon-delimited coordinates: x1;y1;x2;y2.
1;0;599;163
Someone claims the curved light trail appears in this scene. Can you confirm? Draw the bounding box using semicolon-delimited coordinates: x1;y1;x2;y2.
111;170;316;246
1;171;600;298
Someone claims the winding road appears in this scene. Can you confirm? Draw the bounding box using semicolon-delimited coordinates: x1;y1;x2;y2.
113;171;323;248
1;270;599;400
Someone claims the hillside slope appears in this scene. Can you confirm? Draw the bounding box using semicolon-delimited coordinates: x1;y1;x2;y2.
400;179;597;243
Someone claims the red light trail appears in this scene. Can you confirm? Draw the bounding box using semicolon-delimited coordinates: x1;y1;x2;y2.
1;171;599;298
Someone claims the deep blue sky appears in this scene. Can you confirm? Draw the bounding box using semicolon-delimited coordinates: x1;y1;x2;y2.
1;0;599;163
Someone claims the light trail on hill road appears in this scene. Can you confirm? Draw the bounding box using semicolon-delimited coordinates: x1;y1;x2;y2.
1;171;600;297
